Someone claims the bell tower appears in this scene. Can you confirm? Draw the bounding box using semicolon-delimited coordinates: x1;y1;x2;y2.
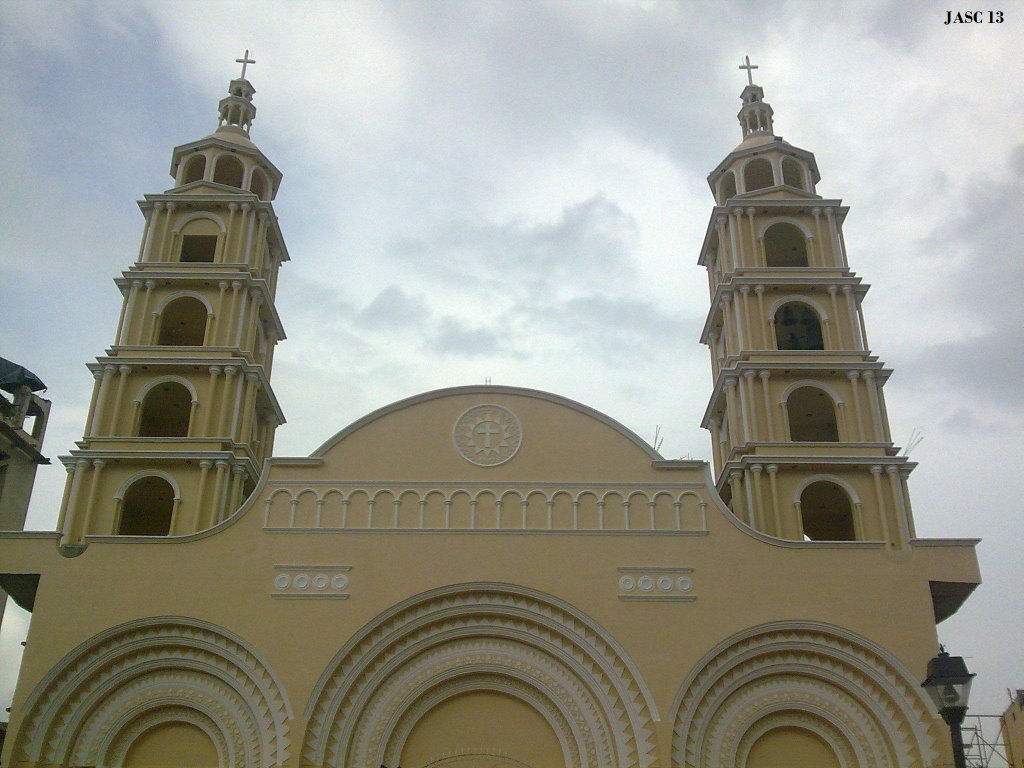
699;59;915;547
57;53;289;547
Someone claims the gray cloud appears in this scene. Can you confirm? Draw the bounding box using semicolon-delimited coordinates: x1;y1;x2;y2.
427;317;505;357
389;193;639;292
899;145;1024;408
507;293;688;366
355;285;430;330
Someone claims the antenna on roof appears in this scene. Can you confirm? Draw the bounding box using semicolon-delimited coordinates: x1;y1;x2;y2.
653;425;665;453
901;427;924;456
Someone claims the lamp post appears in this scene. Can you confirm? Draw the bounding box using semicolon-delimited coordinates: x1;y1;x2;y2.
921;646;975;768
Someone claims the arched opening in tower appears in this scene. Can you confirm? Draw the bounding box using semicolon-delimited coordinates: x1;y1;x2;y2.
764;223;809;267
157;297;208;346
250;168;270;201
774;302;824;350
781;157;805;190
177;218;220;263
138;382;192;437
787;386;840;441
719;170;737;204
213;154;244;188
118;476;175;535
182;154;206;185
744;158;774;192
800;481;855;541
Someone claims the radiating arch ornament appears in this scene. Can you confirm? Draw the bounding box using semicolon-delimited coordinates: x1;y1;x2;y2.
12;617;292;768
301;583;659;768
670;621;941;768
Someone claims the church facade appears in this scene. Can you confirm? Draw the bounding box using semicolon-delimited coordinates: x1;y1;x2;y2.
0;64;981;768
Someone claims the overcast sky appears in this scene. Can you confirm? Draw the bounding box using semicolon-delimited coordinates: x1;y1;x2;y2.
1;1;1021;719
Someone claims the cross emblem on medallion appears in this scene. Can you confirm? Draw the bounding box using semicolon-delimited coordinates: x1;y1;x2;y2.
473;419;503;450
453;405;523;466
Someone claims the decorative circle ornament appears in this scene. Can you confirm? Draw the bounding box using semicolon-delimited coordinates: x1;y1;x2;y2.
637;576;655;592
293;574;310;590
657;576;674;592
331;574;349;590
453;405;523;467
618;575;637;592
273;574;291;590
312;574;329;590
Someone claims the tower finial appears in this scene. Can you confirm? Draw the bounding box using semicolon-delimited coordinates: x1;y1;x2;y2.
217;54;258;137
235;49;255;80
739;55;759;86
735;57;774;141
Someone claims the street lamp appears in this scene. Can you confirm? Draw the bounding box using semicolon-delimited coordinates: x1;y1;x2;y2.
921;646;975;768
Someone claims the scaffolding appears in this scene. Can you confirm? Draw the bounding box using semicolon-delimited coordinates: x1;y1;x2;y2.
962;714;1011;768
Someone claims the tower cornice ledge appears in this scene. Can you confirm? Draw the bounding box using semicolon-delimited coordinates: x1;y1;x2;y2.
732;186;823;202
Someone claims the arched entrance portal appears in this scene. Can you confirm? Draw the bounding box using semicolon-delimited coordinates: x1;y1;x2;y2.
122;719;219;768
302;584;659;768
10;618;292;768
745;725;841;768
401;690;564;768
671;622;941;768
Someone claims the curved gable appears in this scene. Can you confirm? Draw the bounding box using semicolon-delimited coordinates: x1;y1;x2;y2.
309;386;662;483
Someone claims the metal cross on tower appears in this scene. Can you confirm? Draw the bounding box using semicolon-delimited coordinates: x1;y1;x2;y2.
739;55;758;85
235;49;255;79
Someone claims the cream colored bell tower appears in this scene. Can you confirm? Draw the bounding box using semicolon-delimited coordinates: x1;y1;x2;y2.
699;59;914;547
57;55;289;547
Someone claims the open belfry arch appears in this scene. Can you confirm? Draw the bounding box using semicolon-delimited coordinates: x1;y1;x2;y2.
0;56;981;768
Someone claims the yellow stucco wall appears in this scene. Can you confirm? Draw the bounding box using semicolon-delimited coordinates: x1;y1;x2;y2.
0;387;979;767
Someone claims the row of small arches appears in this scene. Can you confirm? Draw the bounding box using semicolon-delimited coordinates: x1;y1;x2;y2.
717;157;811;203
180;152;272;200
107;475;858;542
264;487;709;532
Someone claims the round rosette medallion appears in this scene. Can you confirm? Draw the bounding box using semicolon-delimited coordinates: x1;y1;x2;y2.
453;404;523;466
